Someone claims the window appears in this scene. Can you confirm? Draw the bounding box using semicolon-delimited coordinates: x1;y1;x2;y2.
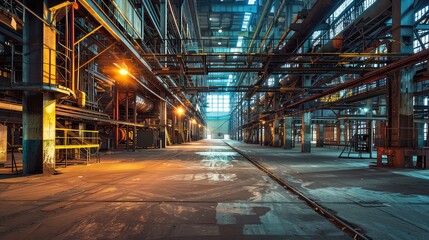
207;94;230;113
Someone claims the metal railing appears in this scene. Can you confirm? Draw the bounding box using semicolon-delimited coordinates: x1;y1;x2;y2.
55;128;100;166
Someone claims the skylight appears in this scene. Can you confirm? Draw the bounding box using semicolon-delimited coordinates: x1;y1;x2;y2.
236;12;252;49
248;0;256;5
241;12;252;30
236;36;244;47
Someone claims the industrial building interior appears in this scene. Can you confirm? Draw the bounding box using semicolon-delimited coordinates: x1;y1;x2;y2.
0;0;429;239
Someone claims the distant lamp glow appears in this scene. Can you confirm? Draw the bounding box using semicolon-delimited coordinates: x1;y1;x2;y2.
192;119;197;124
362;107;369;113
114;62;129;76
176;107;184;115
218;29;222;33
218;42;222;45
119;68;128;75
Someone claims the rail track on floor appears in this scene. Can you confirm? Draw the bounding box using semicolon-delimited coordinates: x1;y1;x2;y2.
223;141;370;240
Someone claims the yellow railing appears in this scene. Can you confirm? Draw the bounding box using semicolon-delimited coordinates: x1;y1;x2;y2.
55;128;100;166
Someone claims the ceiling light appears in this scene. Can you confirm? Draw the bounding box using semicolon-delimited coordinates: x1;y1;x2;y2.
119;68;128;75
176;107;184;115
218;42;221;45
218;29;222;33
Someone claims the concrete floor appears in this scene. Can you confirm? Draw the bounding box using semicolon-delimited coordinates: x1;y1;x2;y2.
0;140;428;239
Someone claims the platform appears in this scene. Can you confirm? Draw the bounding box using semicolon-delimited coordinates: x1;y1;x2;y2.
0;139;428;239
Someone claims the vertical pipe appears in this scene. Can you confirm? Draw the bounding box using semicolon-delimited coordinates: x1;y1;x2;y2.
114;86;119;149
125;87;129;151
71;3;75;93
133;92;137;151
11;44;15;84
65;6;68;87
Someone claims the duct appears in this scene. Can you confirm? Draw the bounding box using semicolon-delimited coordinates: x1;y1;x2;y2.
279;75;299;86
134;95;154;112
259;92;274;104
276;0;343;56
119;93;154;113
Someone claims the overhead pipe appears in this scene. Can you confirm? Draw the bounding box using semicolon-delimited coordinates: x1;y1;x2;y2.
283;48;429;110
275;0;343;56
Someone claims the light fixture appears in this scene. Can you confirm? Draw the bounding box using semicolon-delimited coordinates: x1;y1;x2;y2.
192;119;197;124
119;68;128;75
218;29;222;33
218;42;221;45
176;107;184;115
114;62;129;76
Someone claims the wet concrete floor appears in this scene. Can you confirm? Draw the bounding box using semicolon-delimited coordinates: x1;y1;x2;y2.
226;140;429;240
0;140;349;239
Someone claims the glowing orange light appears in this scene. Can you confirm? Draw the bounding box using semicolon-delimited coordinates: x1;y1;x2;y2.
176;107;184;115
119;68;128;75
191;119;197;124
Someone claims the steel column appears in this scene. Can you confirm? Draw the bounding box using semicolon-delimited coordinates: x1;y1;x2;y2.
382;0;416;167
284;117;293;149
22;0;56;174
301;112;311;153
316;124;324;147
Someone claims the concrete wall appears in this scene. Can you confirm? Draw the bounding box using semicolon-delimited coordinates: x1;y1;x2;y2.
207;119;229;139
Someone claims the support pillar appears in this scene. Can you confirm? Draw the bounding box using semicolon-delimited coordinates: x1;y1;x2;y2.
316;124;324;147
416;96;425;149
22;1;58;174
264;122;270;146
283;117;293;149
301;112;311;153
337;120;345;146
380;0;415;168
273;119;280;147
177;114;183;144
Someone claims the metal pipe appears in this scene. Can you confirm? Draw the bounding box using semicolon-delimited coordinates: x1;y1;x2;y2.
71;3;75;93
285;48;429;109
277;0;342;55
247;0;273;53
74;25;103;46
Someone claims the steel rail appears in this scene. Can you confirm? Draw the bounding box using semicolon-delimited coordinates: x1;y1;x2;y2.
223;140;370;240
